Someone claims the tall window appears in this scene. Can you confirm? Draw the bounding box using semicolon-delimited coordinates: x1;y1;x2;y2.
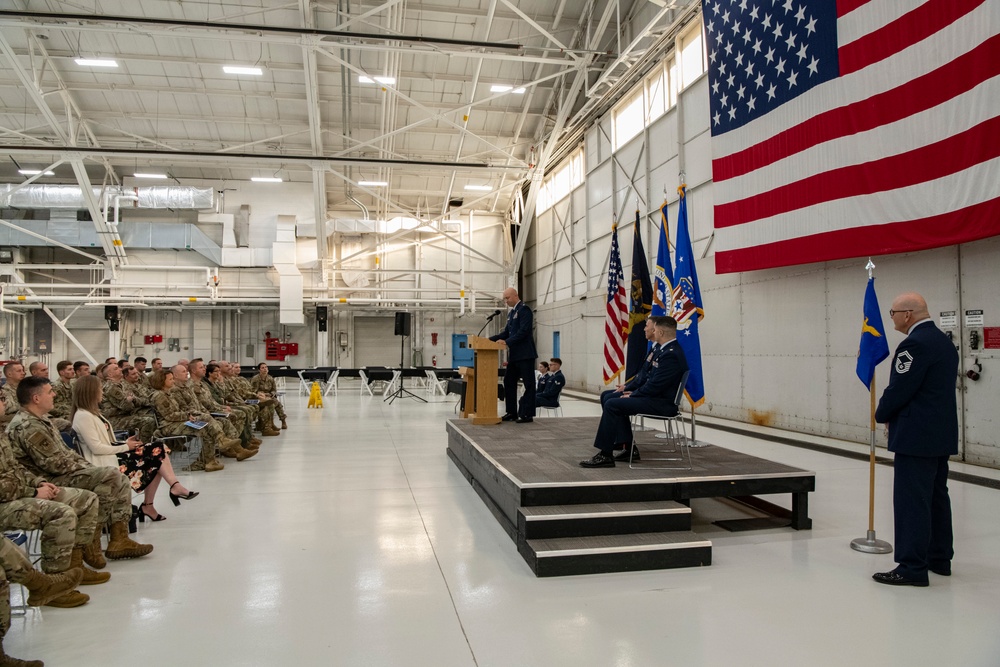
612;88;645;150
538;149;584;214
679;21;706;90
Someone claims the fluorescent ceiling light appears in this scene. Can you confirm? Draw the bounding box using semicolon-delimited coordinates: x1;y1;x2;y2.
358;181;388;187
75;58;118;68
223;66;263;75
133;173;168;179
490;85;526;94
251;176;282;183
18;169;55;176
464;185;492;192
358;76;396;85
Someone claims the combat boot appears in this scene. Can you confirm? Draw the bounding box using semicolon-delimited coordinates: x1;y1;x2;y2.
261;425;281;436
10;567;83;606
82;530;106;569
0;642;45;666
204;459;225;472
235;444;258;461
105;522;153;560
69;547;111;585
43;589;90;609
280;418;288;429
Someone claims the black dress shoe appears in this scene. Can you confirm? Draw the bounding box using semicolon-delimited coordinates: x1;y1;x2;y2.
501;414;518;422
579;453;616;468
872;571;929;587
613;446;639;462
516;417;533;423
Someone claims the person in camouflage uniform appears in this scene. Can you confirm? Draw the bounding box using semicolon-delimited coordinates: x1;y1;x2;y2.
0;427;102;600
0;363;24;428
8;377;153;562
133;356;151;387
168;365;256;461
248;362;287;429
211;362;266;435
148;370;233;472
73;361;90;379
222;361;279;436
100;363;157;442
0;531;91;664
50;361;76;421
122;364;153;404
190;360;260;452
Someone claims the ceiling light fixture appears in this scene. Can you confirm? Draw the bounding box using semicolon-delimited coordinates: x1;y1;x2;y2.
133;173;168;179
75;58;118;68
464;185;492;192
358;181;388;187
490;85;526;94
358;76;396;85
251;176;282;183
223;66;263;75
18;169;55;176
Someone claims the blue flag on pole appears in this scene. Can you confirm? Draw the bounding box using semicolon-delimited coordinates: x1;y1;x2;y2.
670;186;705;408
856;278;890;389
651;200;673;319
625;210;653;382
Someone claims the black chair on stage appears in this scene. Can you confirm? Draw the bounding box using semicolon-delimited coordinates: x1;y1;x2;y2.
628;370;692;470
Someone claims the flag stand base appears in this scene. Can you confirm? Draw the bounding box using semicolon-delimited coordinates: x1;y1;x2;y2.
851;530;893;554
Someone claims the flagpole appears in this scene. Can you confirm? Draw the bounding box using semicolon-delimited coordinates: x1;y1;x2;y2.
851;259;892;555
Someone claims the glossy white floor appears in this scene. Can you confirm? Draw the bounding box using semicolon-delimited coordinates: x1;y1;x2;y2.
8;389;1000;666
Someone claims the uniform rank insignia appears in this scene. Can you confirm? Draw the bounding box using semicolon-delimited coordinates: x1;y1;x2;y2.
895;350;914;374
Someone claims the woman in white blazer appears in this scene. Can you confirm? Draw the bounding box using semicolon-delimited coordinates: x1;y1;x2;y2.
72;375;198;523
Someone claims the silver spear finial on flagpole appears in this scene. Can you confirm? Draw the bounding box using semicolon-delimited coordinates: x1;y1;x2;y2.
865;258;875;279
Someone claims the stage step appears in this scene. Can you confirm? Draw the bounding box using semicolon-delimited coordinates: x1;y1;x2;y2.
518;501;691;539
521;531;712;577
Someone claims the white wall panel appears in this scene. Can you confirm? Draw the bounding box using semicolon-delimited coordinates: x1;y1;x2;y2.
587;196;614;241
683;130;713;189
647;111;679;169
682;76;711;142
588;161;613;205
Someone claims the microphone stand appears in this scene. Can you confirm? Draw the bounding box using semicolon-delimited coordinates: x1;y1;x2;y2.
477;311;501;337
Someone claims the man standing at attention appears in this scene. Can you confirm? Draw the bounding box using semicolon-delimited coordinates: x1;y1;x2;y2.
489;287;537;423
873;292;959;587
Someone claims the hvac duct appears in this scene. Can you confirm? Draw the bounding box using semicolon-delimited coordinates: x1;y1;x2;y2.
0;184;214;209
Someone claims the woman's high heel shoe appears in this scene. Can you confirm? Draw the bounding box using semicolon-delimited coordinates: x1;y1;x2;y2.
169;481;200;507
139;502;166;522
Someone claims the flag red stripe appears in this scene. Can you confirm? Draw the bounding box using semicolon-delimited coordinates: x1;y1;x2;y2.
712;35;1000;182
839;0;984;76
715;116;1000;228
715;197;1000;273
836;0;873;18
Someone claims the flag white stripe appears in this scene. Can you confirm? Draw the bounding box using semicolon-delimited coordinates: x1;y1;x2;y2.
715;158;1000;251
714;76;1000;205
712;3;994;159
837;0;930;47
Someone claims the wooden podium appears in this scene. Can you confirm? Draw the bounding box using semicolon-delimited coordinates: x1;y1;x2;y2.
460;335;503;425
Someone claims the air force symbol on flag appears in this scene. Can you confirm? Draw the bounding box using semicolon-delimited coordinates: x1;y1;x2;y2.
895;350;914;374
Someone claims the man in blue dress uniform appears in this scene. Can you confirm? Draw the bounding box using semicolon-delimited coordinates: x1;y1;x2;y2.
490;287;538;423
580;316;688;468
873;292;959;586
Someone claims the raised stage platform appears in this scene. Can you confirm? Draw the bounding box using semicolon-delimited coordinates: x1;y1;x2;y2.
446;417;816;577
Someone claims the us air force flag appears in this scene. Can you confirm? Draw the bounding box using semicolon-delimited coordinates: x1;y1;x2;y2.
651;200;674;319
856;278;890;389
671;186;705;408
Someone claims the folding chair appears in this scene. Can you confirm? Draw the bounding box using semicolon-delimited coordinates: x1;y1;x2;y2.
628;370;692;470
424;370;448;396
358;370;375;396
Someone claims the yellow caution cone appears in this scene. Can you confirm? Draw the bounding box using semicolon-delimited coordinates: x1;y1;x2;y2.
307;380;323;408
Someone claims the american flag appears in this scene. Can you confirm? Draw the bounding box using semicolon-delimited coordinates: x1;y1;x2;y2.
707;0;1000;273
603;223;628;384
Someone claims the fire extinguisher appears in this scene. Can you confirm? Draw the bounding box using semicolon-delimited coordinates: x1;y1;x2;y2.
432;355;437;367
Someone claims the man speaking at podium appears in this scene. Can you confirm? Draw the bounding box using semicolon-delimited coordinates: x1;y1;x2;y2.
490;287;538;424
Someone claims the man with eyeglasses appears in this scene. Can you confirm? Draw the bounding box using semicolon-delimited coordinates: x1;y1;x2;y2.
872;292;959;587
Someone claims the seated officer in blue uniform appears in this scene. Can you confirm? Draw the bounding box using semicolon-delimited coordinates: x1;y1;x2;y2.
536;358;565;408
581;316;688;468
490;287;538;423
873;292;959;587
535;361;550;394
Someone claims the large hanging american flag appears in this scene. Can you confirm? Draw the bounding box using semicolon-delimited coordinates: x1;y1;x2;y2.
602;223;628;384
707;0;1000;274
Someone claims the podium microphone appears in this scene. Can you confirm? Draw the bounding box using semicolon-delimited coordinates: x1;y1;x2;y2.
477;310;503;336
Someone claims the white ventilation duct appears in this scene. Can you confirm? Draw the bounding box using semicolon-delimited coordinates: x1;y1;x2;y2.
0;185;214;209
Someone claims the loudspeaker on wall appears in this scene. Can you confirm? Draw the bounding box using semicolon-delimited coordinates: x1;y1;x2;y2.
394;311;411;336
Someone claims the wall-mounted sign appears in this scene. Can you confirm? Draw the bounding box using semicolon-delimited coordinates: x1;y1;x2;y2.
965;309;984;327
939;311;957;328
984;327;1000;350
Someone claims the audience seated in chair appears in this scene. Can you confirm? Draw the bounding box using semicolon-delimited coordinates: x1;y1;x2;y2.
72;375;198;525
535;358;565;409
